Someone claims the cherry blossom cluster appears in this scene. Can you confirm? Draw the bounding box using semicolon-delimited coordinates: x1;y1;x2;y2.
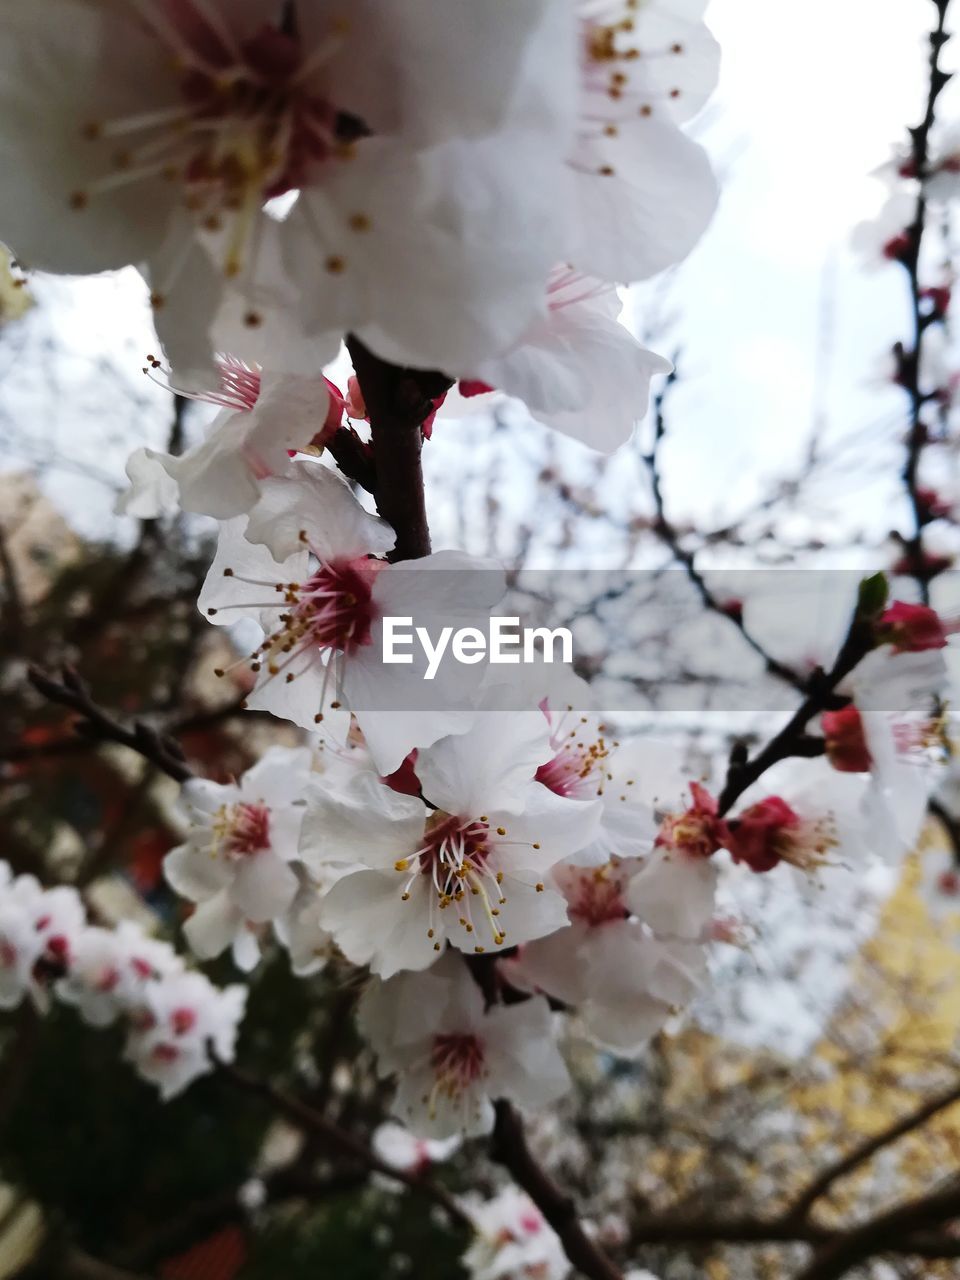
461;1186;570;1280
2;0;718;454
6;0;960;1171
0;860;245;1099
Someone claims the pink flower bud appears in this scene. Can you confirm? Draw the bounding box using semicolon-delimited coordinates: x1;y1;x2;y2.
656;782;724;859
822;705;872;772
876;600;948;653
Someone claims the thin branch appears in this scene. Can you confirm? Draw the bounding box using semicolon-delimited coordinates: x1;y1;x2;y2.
897;0;952;602
626;1211;960;1259
785;1076;960;1221
1;693;250;769
26;665;193;783
492;1100;623;1280
929;794;960;862
793;1180;960;1280
219;1060;472;1232
0;524;25;649
642;369;808;693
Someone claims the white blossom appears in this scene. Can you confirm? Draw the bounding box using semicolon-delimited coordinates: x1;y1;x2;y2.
307;711;601;978
125;968;246;1100
0;0;576;376
120;361;342;521
371;1121;459;1174
164;746;313;970
457;270;671;453
359;953;570;1138
462;1185;569;1280
569;0;720;283
199;468;506;773
508;859;705;1056
56;921;183;1028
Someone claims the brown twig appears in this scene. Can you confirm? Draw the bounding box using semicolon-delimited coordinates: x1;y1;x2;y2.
26;665;193;783
345;336;451;561
896;0;952;602
626;1211;960;1259
785;1075;960;1222
929;794;960;862
219;1060;472;1232
643;369;808;693
492;1100;623;1280
0;524;25;649
793;1179;960;1280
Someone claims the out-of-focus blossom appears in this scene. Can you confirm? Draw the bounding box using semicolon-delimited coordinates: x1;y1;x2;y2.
359;953;569;1138
164;746;313;971
462;1184;569;1280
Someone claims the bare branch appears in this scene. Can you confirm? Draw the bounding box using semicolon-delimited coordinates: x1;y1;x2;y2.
26;665;193;783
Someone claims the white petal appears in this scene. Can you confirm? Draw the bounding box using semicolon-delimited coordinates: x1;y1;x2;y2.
116;448;180;519
485;997;570;1109
197;518;306;623
244;462;394;562
183;892;242;960
231;851;299;922
282;136;567;371
299;769;425;873
315;0;575;148
570;120;717;283
319;871;438;978
0;2;178;273
417;712;553;818
626;847;718;939
163;843;232;903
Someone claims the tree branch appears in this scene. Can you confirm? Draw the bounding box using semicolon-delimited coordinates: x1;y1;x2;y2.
785;1076;960;1222
896;0;951;602
643;369;808;693
26;665;194;783
219;1060;472;1232
492;1100;623;1280
345;336;450;562
625;1209;960;1260
793;1180;960;1280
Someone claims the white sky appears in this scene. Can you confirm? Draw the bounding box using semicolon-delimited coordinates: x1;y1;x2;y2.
654;0;941;527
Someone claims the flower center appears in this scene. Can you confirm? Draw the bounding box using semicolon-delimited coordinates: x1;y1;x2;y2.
430;1032;486;1091
213;801;271;857
564;864;629;925
71;4;359;289
394;812;528;952
537;705;612;799
536;739;610;798
171;1006;198;1035
212;553;384;694
267;555;381;666
657;809;720;859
